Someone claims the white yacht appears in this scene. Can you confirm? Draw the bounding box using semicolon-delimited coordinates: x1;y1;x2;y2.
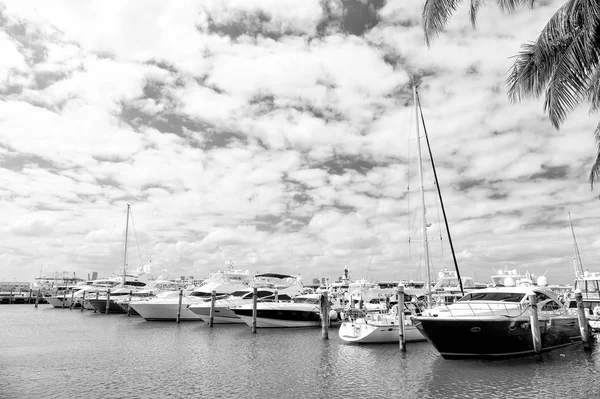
129;264;253;321
187;273;304;323
232;293;338;328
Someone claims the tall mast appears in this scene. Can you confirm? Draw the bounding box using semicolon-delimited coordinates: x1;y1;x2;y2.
569;212;585;277
414;85;432;307
123;203;130;286
417;90;464;296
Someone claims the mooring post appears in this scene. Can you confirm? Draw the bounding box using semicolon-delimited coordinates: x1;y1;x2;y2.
528;294;542;358
81;291;86;312
575;290;591;350
69;290;75;310
274;289;278;302
127;290;133;317
398;285;406;352
93;291;99;313
34;289;40;308
207;290;216;327
9;289;13;305
105;289;111;315
252;287;258;333
28;289;33;304
320;292;329;340
61;290;66;309
176;289;183;323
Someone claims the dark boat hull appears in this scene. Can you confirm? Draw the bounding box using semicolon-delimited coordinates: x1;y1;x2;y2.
413;316;582;359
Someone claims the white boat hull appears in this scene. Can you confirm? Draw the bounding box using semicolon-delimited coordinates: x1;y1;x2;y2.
338;319;426;343
45;296;73;308
129;299;203;321
236;314;321;328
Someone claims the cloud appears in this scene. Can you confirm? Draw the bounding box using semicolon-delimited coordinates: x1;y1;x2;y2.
0;0;597;286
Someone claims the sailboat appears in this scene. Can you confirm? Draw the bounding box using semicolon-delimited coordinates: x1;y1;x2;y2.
86;203;149;313
565;213;600;331
339;85;452;344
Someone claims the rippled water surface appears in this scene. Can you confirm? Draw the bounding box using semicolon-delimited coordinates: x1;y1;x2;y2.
2;305;600;398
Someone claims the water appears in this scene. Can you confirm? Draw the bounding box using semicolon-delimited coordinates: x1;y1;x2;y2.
2;305;600;399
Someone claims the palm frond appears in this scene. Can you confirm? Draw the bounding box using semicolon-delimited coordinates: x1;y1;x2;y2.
496;0;529;13
469;0;484;28
589;68;600;112
423;0;463;46
507;0;600;128
589;120;600;187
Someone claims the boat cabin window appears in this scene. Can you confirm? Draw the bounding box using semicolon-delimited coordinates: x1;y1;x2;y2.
230;291;250;297
127;281;146;287
541;300;561;311
457;292;525;303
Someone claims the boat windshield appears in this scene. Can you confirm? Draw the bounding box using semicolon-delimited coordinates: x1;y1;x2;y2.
457;292;524;303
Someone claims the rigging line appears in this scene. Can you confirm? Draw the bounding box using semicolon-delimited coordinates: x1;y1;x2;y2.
416;88;464;297
129;206;145;270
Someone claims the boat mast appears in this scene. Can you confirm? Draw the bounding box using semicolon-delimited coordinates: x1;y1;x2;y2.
416;89;464;296
568;212;585;277
413;85;432;307
123;203;130;286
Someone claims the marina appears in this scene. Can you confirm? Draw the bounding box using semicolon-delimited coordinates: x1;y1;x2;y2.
1;304;600;398
4;0;600;398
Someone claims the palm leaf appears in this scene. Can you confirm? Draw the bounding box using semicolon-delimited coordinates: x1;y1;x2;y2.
423;0;463;46
589;121;600;187
507;0;600;128
423;0;537;46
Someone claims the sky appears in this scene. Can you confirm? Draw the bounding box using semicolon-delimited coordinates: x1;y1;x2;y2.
1;0;598;286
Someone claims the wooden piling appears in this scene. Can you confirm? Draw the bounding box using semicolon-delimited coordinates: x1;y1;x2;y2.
575;291;591;350
9;289;13;305
105;289;111;315
94;291;99;313
69;290;75;310
176;289;183;323
61;290;66;309
28;289;33;304
34;290;40;308
81;291;86;312
320;292;329;340
528;294;542;358
398;285;406;352
252;287;258;333
274;289;278;302
127;290;133;317
209;290;216;327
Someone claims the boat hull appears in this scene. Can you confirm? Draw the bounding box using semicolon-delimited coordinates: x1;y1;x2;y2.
87;299;127;314
233;307;322;328
129;300;203;321
190;307;244;324
339;319;426;344
413;316;581;359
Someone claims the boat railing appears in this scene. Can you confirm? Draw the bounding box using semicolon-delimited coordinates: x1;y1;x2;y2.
433;302;528;318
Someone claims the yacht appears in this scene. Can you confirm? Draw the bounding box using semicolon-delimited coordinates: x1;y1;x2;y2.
187;273;304;323
339;294;426;344
566;270;600;331
232;293;339;328
187;289;285;323
86;275;148;313
412;284;582;359
129;264;253;321
115;280;181;315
